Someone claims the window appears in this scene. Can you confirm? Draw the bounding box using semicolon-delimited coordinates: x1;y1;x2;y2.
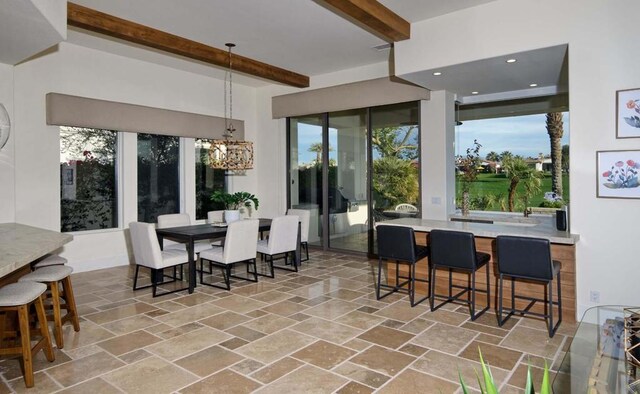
60;127;119;232
195;138;226;220
456;111;570;212
137;133;180;222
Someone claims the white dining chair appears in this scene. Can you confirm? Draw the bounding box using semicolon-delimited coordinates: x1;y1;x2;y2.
287;209;310;262
207;210;225;223
129;222;189;297
256;215;299;277
156;213;211;253
198;219;259;290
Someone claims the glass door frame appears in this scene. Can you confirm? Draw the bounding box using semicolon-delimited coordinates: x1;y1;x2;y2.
287;102;421;256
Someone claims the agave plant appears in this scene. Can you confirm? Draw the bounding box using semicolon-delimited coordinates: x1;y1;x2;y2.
460;348;551;394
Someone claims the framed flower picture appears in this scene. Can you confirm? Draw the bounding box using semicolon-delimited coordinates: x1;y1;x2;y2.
597;150;640;199
617;88;640;138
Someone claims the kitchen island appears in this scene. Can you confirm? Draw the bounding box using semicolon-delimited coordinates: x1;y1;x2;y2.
0;223;73;283
381;217;578;321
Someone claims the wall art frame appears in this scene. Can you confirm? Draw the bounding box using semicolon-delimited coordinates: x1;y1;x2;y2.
617;88;640;138
597;149;640;199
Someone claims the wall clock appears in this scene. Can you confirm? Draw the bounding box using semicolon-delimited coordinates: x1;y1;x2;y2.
0;104;10;150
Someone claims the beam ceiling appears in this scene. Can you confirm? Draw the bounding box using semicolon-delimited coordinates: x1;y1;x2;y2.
67;2;310;88
316;0;410;42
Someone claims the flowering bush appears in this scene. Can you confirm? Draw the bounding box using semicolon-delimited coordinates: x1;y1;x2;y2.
624;100;640;128
602;159;640;189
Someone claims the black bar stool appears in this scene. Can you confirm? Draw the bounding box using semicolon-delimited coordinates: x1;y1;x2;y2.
376;225;430;307
496;235;562;337
428;229;490;320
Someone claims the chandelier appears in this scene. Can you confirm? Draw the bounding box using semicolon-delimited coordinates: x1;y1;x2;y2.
209;43;254;171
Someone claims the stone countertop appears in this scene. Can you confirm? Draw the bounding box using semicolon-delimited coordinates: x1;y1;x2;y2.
0;223;73;278
380;217;579;245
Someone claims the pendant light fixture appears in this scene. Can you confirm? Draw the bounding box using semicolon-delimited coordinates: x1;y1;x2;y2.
209;43;254;171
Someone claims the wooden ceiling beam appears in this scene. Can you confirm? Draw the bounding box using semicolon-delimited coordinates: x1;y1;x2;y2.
67;2;310;88
316;0;410;42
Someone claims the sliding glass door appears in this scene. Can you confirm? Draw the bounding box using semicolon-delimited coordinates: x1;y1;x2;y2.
288;102;420;255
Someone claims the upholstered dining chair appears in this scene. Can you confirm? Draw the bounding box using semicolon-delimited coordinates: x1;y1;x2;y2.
256;215;299;277
287;209;310;262
198;219;259;290
129;222;189;297
157;213;212;253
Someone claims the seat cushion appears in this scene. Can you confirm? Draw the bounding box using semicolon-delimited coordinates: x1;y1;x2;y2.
19;265;74;283
158;249;188;269
194;241;212;254
256;239;269;254
476;252;491;266
164;243;186;252
415;245;429;261
0;282;47;306
199;247;224;263
33;255;67;269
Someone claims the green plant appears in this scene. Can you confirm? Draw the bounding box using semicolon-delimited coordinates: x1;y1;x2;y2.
210;191;259;210
460;348;551;393
539;199;565;208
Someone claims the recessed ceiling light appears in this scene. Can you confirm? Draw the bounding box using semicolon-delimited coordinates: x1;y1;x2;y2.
471;91;479;95
506;59;517;63
529;83;538;87
432;72;442;76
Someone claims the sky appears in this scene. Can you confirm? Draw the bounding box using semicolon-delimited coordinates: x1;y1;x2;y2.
293;112;570;164
456;113;570;159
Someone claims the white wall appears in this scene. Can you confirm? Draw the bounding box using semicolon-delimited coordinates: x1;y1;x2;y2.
0;63;15;223
13;42;258;272
420;91;455;220
394;0;640;316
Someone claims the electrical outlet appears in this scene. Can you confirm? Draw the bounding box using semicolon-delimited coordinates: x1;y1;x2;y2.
590;290;600;303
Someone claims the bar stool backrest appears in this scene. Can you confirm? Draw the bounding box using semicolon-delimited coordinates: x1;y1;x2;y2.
497;235;554;280
429;229;477;270
129;222;163;269
377;225;417;263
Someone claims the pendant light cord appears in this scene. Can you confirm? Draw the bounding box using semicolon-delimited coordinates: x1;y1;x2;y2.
225;43;236;138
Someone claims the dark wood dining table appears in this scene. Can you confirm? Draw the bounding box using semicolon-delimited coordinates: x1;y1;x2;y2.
155;218;300;293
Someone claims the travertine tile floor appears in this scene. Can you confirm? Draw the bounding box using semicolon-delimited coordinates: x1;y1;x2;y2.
0;251;576;393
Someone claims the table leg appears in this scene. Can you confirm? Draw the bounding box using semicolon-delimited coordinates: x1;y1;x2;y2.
188;240;196;294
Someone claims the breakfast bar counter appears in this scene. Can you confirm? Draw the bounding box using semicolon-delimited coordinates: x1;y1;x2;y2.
0;223;73;281
381;217;579;321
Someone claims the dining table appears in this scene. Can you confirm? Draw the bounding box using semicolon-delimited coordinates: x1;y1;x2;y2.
155;218;300;293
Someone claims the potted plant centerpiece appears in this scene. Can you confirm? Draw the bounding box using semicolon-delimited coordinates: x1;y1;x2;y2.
211;191;259;223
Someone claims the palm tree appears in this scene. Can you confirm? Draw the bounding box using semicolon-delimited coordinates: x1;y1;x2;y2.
502;156;542;212
546;112;564;197
485;151;500;162
500;151;513;161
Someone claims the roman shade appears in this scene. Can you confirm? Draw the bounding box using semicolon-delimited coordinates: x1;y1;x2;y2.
272;77;429;119
46;93;244;139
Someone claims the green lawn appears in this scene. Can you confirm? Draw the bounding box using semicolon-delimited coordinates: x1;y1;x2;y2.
456;173;570;211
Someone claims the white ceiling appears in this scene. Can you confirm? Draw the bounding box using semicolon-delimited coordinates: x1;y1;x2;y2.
65;0;499;86
3;0;567;101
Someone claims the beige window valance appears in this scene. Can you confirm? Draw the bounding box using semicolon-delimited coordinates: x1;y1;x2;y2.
272;77;429;119
46;93;244;139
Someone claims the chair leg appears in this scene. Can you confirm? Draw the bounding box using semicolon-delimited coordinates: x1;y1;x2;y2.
376;257;383;300
470;270;476;320
62;276;80;332
498;274;504;325
429;266;437;311
50;281;64;349
224;266;231;291
34;295;55;362
17;305;34;388
133;265;140;290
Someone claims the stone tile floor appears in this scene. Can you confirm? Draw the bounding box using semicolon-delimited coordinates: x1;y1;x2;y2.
0;251;576;393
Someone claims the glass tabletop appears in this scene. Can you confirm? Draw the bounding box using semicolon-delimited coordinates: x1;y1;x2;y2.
553;305;639;393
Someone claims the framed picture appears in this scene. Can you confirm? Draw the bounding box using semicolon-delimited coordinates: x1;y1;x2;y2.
616;88;640;138
597;150;640;198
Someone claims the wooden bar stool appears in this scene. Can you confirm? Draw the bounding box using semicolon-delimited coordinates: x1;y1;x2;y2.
32;255;67;270
19;266;80;349
0;282;55;388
